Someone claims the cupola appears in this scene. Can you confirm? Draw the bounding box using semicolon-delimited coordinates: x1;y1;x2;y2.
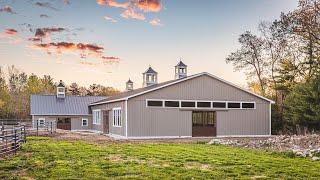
126;79;133;91
175;60;187;79
56;80;65;98
143;66;158;87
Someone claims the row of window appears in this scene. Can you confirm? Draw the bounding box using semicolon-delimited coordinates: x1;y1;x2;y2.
146;100;255;109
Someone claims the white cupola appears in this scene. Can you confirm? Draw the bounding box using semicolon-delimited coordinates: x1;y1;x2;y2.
126;79;133;91
56;80;65;98
143;66;158;87
175;60;187;79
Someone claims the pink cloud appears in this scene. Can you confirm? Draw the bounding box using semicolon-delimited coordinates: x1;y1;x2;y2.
137;0;162;12
97;0;129;8
149;18;162;26
121;8;145;20
104;16;118;23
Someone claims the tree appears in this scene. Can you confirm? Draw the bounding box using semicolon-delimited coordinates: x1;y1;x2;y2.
68;83;80;95
283;74;320;133
226;31;268;95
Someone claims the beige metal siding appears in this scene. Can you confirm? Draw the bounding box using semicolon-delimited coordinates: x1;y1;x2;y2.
127;74;270;137
90;101;126;136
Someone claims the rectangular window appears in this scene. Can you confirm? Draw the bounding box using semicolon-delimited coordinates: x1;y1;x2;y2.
212;102;226;108
147;100;163;107
82;118;88;126
181;101;195;108
38;118;45;126
164;101;179;107
197;102;211;108
93;110;101;125
113;107;122;127
242;102;255;109
228;102;241;109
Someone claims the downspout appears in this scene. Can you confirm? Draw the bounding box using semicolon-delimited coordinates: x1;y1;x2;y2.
125;99;128;138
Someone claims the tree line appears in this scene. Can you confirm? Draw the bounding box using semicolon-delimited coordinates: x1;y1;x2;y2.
0;65;119;119
226;0;320;134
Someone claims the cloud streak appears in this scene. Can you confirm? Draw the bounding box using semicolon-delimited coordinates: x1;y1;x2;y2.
35;2;59;11
121;9;145;20
104;16;117;23
149;18;162;26
0;5;16;14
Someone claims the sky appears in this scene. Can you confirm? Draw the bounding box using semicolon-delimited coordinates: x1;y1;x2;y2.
0;0;298;91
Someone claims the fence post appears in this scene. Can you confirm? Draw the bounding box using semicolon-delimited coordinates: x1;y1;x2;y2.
23;125;26;143
36;120;39;136
50;122;53;135
13;128;17;154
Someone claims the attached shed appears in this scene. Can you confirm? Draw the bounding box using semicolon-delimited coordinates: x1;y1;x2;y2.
30;95;106;131
89;72;274;139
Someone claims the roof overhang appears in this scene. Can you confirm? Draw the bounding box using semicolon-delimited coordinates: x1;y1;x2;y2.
90;72;275;106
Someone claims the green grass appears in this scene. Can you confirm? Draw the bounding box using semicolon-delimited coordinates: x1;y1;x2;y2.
1;137;320;179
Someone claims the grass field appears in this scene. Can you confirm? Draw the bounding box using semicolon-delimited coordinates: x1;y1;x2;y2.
1;137;320;179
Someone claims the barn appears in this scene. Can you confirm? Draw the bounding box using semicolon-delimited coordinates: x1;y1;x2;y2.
89;61;274;138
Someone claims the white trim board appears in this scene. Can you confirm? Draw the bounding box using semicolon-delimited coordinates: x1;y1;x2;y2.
216;135;272;138
90;72;275;106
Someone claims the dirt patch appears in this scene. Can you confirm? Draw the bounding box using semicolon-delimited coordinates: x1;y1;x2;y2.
184;162;212;171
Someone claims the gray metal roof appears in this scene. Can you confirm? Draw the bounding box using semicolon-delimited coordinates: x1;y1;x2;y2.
30;95;106;115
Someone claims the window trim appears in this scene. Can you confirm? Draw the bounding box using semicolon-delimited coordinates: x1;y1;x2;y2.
82;118;88;126
196;101;212;109
241;102;256;109
164;100;180;108
180;100;196;108
146;100;163;107
92;109;101;125
212;101;227;109
38;118;45;126
112;107;122;127
227;101;242;109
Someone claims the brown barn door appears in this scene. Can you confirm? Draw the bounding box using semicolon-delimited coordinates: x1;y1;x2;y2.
103;110;109;134
57;118;71;130
192;111;216;137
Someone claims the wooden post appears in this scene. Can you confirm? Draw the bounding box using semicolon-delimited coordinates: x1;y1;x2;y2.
23;126;26;143
14;128;17;154
50;122;53;135
36;120;39;136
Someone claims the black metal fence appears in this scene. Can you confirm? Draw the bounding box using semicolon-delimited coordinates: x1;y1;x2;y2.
0;125;27;157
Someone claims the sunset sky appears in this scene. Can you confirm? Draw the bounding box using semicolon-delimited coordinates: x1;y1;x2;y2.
0;0;297;90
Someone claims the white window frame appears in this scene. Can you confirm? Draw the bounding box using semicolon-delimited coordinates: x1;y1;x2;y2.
38;118;45;126
180;100;197;109
241;102;256;109
57;87;65;98
92;109;101;125
112;107;122;127
227;101;242;109
82;118;88;126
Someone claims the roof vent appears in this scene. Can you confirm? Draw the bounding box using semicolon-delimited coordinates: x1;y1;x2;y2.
57;80;65;99
175;60;187;79
126;79;133;91
143;66;158;87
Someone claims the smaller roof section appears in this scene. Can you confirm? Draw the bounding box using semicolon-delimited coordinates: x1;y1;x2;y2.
143;66;157;74
57;80;65;87
31;95;106;115
175;60;187;67
127;79;133;84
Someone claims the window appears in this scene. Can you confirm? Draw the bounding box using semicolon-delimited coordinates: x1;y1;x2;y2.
82;118;88;126
242;102;255;109
113;107;122;127
38;118;45;126
164;101;179;107
181;101;196;108
212;102;226;108
93;110;101;125
228;102;241;109
147;100;163;107
197;102;211;108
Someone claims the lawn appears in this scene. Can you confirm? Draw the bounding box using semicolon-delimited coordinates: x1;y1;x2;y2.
1;137;320;179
